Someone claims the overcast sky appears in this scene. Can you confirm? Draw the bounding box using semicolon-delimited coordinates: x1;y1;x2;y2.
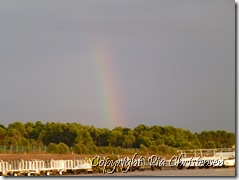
0;0;235;132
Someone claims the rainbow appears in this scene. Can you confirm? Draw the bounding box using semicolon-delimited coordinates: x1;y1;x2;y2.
92;40;125;129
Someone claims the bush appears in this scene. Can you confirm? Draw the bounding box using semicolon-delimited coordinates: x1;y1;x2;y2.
73;144;90;154
97;146;105;154
113;146;123;154
89;145;98;154
47;143;69;154
82;145;89;154
73;144;83;154
149;145;158;154
58;142;69;154
16;138;31;147
139;144;148;154
103;146;113;154
48;143;59;153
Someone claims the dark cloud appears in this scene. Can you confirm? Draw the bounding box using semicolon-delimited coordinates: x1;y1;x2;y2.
0;0;235;132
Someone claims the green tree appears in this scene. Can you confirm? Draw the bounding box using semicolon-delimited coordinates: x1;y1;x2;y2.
17;138;31;147
108;129;123;147
57;142;69;154
8;122;27;137
139;144;148;154
191;138;202;149
0;127;7;145
204;141;216;149
122;130;136;148
48;143;59;153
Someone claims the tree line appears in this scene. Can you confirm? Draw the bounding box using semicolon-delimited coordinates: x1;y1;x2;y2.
0;121;235;155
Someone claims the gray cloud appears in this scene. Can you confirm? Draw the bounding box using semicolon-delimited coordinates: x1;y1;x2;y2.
0;0;235;132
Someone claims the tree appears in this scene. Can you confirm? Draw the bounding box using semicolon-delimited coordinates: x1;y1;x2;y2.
48;143;59;153
122;130;136;148
0;127;7;145
139;144;148;154
164;135;176;147
0;121;235;154
8;122;26;138
58;143;69;154
191;138;202;149
16;138;31;147
134;124;148;136
108;129;123;147
204;141;216;149
7;128;21;144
